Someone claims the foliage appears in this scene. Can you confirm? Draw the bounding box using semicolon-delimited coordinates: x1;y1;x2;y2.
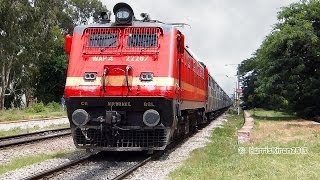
46;102;62;112
26;102;46;113
0;102;66;122
240;0;320;119
250;109;297;121
0;0;107;109
26;102;62;113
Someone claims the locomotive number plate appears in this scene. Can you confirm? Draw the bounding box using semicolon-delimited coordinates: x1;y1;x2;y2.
126;56;149;62
91;56;113;61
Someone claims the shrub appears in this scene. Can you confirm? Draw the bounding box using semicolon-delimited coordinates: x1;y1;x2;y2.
46;102;61;112
26;102;46;113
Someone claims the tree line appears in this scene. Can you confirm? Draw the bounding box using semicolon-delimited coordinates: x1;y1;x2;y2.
0;0;107;109
239;0;320;120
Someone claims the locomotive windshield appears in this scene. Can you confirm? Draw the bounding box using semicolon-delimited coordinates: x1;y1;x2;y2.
89;33;118;47
127;33;158;47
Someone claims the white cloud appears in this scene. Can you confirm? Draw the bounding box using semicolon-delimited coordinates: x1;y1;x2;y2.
101;0;298;95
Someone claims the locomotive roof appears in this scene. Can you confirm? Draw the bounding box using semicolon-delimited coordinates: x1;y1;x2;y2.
73;21;175;34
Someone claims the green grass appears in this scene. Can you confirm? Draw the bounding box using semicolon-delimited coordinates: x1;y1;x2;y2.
0;123;70;137
170;111;320;180
0;151;68;175
0;102;66;122
250;108;297;121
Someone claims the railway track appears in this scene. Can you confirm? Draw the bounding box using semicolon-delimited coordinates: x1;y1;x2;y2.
0;128;71;148
22;132;196;180
23;151;160;180
113;151;168;180
22;151;149;180
23;152;96;180
21;112;226;180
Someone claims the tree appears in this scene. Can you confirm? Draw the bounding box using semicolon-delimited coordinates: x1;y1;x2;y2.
238;57;263;109
240;0;320;119
0;0;107;109
30;0;107;103
0;0;33;109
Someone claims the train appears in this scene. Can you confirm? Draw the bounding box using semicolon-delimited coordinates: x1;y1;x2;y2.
64;3;232;152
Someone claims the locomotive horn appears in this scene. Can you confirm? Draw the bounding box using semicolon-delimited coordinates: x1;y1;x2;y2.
140;13;151;21
100;11;111;23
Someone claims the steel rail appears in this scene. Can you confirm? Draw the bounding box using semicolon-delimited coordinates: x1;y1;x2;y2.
0;117;68;125
112;134;189;180
23;152;98;180
0;128;71;148
112;155;153;180
0;128;70;141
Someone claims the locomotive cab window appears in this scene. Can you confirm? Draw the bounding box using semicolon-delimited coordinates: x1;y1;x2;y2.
128;33;158;47
89;33;118;47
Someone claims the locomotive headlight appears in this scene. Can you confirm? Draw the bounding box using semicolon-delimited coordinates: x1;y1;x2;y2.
72;109;90;127
113;3;134;25
140;72;153;81
116;10;130;19
84;72;97;80
115;8;133;24
143;109;160;127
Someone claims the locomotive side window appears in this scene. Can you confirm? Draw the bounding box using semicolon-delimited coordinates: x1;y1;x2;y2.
89;33;118;47
128;33;158;47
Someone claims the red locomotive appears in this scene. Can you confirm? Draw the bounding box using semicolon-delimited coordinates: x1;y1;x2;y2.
64;3;232;151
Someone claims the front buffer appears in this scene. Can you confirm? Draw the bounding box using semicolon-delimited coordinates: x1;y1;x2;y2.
66;97;175;151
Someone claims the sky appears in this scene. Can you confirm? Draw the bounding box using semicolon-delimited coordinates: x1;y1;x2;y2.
101;0;298;96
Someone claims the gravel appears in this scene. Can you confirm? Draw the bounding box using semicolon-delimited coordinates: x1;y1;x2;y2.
50;158;140;180
0;129;70;147
0;118;69;131
0;150;86;180
1;151;146;180
0;136;75;164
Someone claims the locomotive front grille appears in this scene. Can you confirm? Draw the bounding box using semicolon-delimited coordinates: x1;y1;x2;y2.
74;128;169;149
